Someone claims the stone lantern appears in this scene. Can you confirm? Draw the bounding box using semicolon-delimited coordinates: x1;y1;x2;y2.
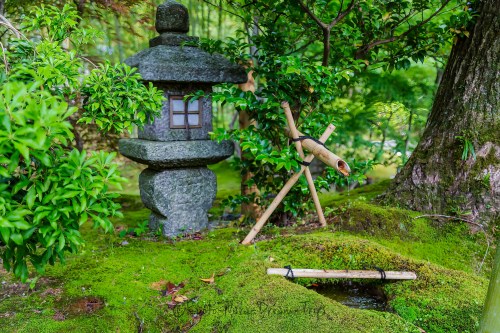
119;0;247;236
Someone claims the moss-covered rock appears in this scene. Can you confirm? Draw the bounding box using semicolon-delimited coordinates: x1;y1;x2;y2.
333;201;412;236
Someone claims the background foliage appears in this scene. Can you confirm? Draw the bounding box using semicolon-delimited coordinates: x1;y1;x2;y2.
195;0;471;222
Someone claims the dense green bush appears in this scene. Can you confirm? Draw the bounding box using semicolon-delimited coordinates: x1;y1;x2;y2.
80;62;163;134
0;4;163;281
191;0;471;222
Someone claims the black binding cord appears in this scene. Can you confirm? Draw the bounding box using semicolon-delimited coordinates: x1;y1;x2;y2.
291;136;320;167
291;135;326;147
363;265;387;280
373;266;386;280
284;265;295;279
297;159;311;167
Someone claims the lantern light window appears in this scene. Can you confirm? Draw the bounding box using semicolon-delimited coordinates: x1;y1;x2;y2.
169;96;202;128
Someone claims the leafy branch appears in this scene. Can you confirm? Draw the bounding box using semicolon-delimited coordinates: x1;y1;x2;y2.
297;0;357;65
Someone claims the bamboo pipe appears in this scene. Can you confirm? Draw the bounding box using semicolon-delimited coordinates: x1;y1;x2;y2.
267;268;417;280
283;129;350;176
282;102;326;227
241;124;336;245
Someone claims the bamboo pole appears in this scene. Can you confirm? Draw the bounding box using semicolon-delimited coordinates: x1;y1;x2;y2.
241;124;336;245
479;242;500;332
284;129;350;176
267;268;417;280
282;102;326;226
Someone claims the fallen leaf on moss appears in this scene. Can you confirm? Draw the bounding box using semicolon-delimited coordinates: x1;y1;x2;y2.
166;300;177;309
162;281;185;296
150;280;167;291
191;233;203;240
53;311;65;321
200;273;215;284
216;267;231;277
173;295;188;303
151;280;185;296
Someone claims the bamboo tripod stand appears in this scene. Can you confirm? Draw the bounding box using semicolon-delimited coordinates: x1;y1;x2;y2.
241;102;351;245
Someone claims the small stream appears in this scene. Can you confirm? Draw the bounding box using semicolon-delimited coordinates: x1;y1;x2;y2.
309;282;389;311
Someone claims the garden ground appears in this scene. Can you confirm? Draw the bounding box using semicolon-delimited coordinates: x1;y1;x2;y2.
0;161;492;332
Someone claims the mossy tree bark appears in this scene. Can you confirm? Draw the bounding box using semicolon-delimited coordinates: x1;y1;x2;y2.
382;0;499;224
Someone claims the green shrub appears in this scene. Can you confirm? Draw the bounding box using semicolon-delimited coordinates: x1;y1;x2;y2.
0;4;163;281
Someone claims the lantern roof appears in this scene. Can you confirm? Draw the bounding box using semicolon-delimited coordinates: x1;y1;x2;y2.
125;0;247;84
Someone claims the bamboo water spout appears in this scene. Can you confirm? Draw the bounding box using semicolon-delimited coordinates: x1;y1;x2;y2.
284;129;350;176
241;102;351;245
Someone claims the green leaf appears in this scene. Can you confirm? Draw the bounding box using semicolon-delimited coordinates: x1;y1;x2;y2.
10;233;24;245
79;212;88;225
13;220;33;230
14;142;30;163
0;227;11;243
0;218;15;229
58;234;65;252
23;227;37;240
26;186;36;209
46;232;59;248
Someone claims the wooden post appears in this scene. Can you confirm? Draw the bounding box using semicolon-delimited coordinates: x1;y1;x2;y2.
282;102;326;226
267;268;417;280
241;124;336;245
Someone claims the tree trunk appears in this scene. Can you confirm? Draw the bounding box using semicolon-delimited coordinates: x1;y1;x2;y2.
114;14;124;63
238;67;262;220
479;242;500;332
381;0;499;224
217;0;223;39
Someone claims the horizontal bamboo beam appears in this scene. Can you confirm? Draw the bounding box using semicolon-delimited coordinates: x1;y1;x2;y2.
267;268;417;280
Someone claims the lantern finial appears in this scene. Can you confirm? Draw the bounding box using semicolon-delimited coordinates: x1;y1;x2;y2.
155;0;189;34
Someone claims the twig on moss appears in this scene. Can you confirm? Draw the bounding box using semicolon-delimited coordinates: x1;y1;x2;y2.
414;214;483;229
133;311;144;333
414;214;490;273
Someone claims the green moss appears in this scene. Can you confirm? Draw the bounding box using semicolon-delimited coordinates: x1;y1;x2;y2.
328;201;490;274
332;201;411;236
318;180;392;212
0;220;488;332
0;228;423;333
209;160;241;200
0;166;490;332
191;260;418;333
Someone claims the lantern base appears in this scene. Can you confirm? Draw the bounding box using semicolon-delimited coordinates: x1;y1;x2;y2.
139;167;216;237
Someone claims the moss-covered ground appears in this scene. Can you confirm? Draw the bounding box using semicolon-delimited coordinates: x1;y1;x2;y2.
0;161;493;332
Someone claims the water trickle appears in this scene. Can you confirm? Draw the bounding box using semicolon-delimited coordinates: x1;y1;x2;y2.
309;282;389;311
346;177;350;197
